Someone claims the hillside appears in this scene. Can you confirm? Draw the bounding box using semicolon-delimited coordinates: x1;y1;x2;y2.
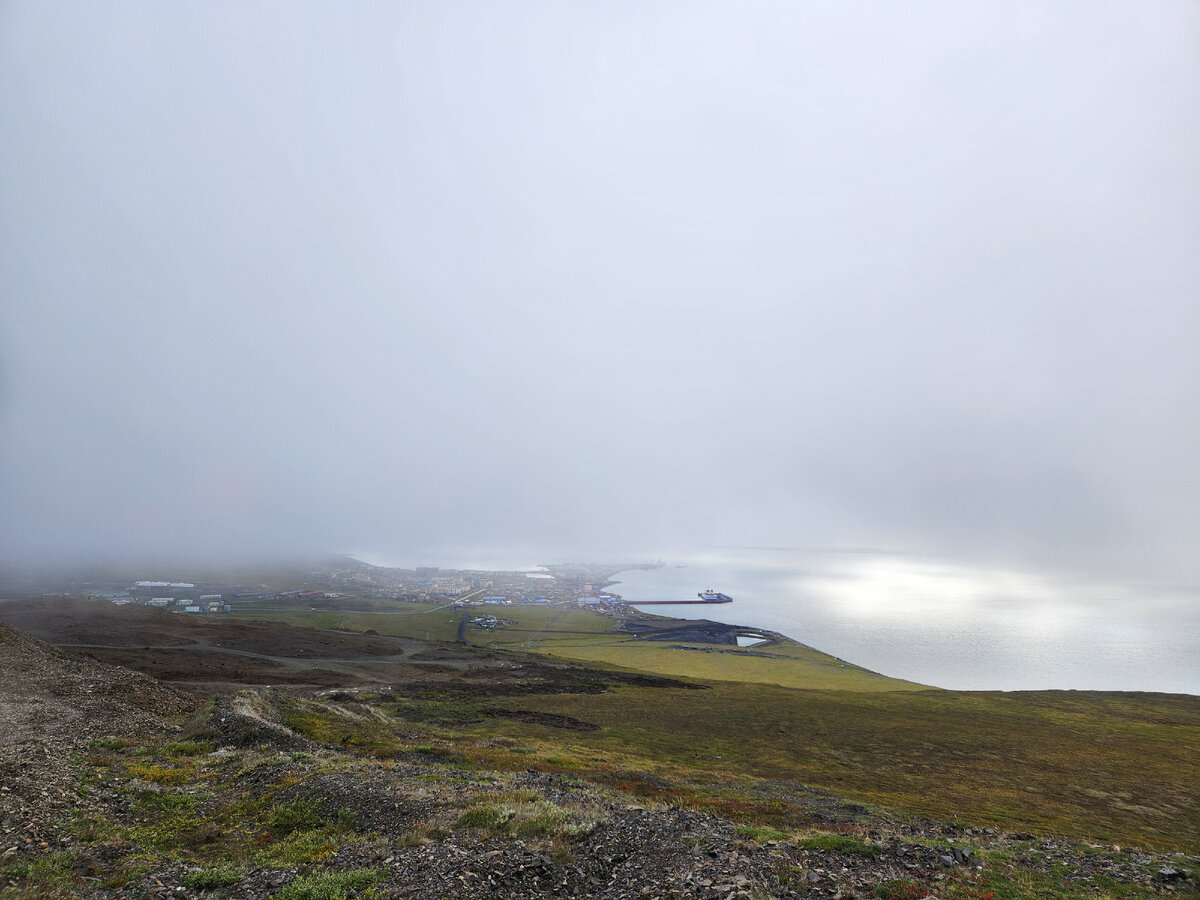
0;621;199;863
0;603;1197;899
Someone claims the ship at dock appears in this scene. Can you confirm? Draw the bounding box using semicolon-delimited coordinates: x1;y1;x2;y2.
633;589;733;605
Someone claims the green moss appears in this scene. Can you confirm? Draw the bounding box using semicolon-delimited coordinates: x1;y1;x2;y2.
798;833;881;857
276;867;379;900
735;824;791;842
265;798;323;835
134;788;213;811
1;852;81;895
451;797;602;841
899;865;1169;900
254;801;360;866
390;696;486;724
180;864;244;890
257;828;342;866
68;813;119;844
88;737;130;751
129;812;222;852
127;763;190;785
513;801;571;837
455;803;514;830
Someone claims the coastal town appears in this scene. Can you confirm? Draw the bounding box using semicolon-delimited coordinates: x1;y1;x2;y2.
0;555;785;653
0;556;666;618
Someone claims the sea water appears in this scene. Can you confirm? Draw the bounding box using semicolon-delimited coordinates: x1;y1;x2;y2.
616;549;1200;694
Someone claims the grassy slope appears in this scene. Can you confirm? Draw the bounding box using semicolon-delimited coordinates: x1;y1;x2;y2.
225;602;1200;850
229;603;926;691
528;640;924;691
270;677;1200;852
11;717;1192;900
496;683;1200;850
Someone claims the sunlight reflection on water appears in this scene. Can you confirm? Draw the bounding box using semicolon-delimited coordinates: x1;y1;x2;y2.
620;550;1200;693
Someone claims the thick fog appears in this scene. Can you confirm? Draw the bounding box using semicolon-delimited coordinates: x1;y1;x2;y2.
2;2;1198;587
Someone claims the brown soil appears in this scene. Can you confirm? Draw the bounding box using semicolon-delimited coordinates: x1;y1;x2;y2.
0;599;706;695
486;708;600;730
0;598;417;657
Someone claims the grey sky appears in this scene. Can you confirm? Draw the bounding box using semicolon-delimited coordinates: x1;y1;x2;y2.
2;1;1198;583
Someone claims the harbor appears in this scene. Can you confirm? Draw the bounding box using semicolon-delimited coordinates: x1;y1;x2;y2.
629;589;732;605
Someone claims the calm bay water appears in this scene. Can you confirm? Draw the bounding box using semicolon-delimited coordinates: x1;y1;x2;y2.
615;550;1200;694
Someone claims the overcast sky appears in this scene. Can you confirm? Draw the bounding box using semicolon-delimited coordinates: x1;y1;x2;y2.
2;1;1198;584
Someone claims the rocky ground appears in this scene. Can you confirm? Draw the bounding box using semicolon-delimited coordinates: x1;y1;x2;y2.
2;619;1197;899
0;622;199;847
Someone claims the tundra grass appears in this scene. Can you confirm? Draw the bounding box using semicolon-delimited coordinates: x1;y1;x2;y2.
525;637;925;690
48;738;375;886
18;681;1197;900
225;603;619;646
276;868;379;900
502;683;1200;851
180;864;243;890
279;675;1200;853
229;603;925;691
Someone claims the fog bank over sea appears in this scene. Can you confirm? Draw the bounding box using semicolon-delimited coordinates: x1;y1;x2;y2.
615;549;1200;694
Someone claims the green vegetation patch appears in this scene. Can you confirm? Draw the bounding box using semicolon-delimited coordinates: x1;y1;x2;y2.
68;812;120;844
735;824;791;843
389;695;489;724
798;832;881;857
506;682;1200;850
88;736;130;751
1;851;84;895
256;801;362;866
453;796;604;841
127;763;191;784
281;700;414;757
134;788;213;812
257;828;342;867
180;864;244;890
875;864;1171;900
277;868;380;900
455;802;514;830
128;811;222;852
534;638;926;691
265;798;324;835
277;670;1200;851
